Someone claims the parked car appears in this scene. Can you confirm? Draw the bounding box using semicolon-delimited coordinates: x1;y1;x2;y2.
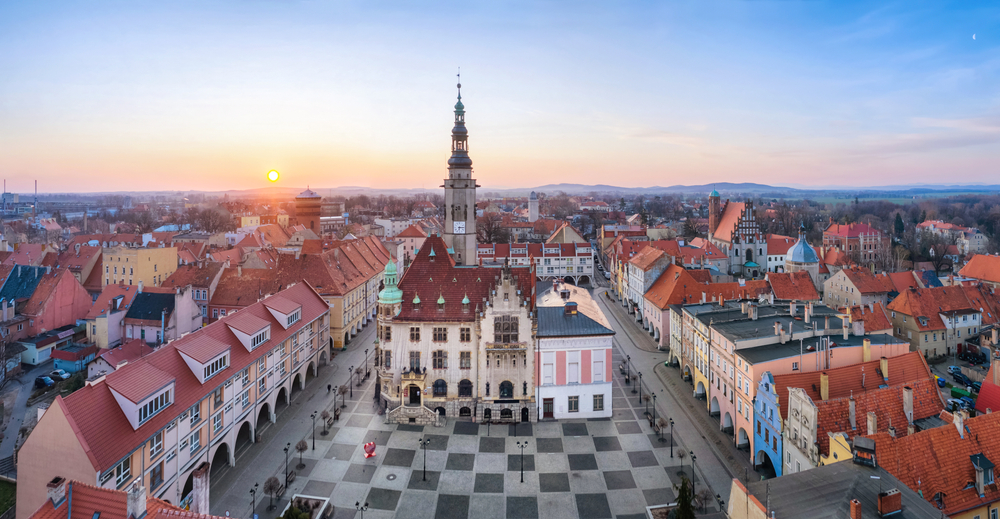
947;398;964;412
34;376;54;389
972;381;982;393
604;271;611;279
953;372;971;386
960;396;977;409
49;369;70;381
948;365;962;375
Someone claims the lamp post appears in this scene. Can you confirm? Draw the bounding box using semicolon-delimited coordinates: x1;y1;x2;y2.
419;437;431;481
365;348;369;379
516;441;528;483
652;393;657;424
283;443;290;483
669;418;675;455
311;412;317;451
626;355;632;386
349;366;354;398
690;453;697;490
355;501;369;519
637;372;642;404
250;482;258;516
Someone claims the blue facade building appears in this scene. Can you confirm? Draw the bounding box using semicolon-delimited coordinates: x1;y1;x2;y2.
753;371;783;476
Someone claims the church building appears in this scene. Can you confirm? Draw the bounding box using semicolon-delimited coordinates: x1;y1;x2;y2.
707;189;768;279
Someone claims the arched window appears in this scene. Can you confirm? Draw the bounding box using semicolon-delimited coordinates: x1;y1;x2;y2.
523;381;528;395
746;249;753;262
500;408;513;419
499;381;514;398
433;379;447;397
459;379;473;397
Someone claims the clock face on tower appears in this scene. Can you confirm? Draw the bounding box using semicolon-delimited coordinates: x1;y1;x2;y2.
453;221;466;234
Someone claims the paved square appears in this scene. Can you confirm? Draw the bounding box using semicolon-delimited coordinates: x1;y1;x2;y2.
435;494;470;519
506;454;535;472
509;423;533;437
593;436;622;452
365;487;401;511
603;470;638;490
453;422;480;435
446;452;476;471
643;487;675;507
615;421;642;434
538;472;571;492
363;429;393;446
562;423;588;436
627;450;659;468
342;463;376;484
407;470;441;491
423;434;450;451
347;414;373;428
383;448;417;467
325;443;356;461
568;453;599;470
575;493;613;519
302;480;336;497
506;496;539;519
474;473;505;493
479;437;506;453
536;437;564;453
397;424;425;432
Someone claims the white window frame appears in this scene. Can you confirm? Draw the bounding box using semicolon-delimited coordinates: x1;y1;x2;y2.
114;458;131;487
189;431;200;453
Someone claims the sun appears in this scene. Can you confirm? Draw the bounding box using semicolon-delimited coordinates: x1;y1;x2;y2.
267;170;280;182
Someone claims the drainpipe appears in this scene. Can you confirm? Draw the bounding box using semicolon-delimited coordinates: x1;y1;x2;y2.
161;309;166;345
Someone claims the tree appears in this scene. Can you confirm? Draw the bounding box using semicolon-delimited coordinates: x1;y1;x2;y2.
674;476;696;519
295;439;308;469
476;213;511;244
657;417;668;440
894;213;905;237
338;385;348;408
919;230;957;274
682;218;700;239
263;476;281;510
321;410;330;435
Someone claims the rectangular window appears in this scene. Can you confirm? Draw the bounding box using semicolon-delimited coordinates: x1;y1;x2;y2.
189;431;200;453
384;351;392;369
286;309;301;326
568;396;579;412
543;363;553;385
190;404;201;425
139;390;171;423
460;351;471;369
241;389;250;408
410;351;421;370
460;327;471;342
150;462;164;490
241;368;250;385
203;354;228;380
494;315;519;343
213;412;223;432
251;328;270;348
149;432;163;458
568;362;579;384
433;327;447;342
433;350;447;369
258;377;266;394
593;361;604;382
115;458;131;487
409;327;420;341
593;394;604;411
384;326;391;341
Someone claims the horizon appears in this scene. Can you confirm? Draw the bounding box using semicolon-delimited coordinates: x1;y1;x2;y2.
1;2;998;193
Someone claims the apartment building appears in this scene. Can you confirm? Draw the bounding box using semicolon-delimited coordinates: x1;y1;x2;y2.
476;242;594;286
102;247;178;288
17;283;330;519
823;266;895;309
887;284;1000;357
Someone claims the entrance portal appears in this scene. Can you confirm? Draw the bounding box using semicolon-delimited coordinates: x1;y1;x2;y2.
521;407;529;422
543;398;554;418
408;385;421;406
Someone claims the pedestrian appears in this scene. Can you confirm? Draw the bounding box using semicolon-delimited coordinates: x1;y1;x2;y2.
327;384;332;393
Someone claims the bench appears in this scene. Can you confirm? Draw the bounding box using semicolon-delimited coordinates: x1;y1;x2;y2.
333;408;342;421
275;484;286;498
286;471;296;485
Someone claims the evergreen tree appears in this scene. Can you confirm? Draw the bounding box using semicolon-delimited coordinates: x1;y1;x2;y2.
894;213;905;237
919;209;927;223
674;476;696;519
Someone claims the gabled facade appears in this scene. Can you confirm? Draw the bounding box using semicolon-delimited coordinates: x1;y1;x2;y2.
707;193;768;278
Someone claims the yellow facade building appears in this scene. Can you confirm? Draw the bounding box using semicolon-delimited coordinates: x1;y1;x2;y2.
102;247;178;288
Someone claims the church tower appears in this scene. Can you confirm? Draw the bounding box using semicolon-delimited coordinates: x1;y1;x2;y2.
707;188;721;237
442;78;478;265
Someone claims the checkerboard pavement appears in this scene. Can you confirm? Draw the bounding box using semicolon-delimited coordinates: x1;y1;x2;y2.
223;349;683;519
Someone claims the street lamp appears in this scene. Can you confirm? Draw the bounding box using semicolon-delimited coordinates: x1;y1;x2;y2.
355;501;369;519
690;453;697;490
516;441;528;483
636;372;642;403
250;482;258;516
365;348;369;380
311;412;317;450
349;366;354;398
283;443;290;483
626;355;632;386
419;437;431;481
652;393;657;424
669;418;675;453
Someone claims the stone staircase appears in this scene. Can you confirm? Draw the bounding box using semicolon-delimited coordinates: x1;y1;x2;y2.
386;403;443;427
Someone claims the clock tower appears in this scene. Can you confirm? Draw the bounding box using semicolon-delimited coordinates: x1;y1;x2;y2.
442;77;478;265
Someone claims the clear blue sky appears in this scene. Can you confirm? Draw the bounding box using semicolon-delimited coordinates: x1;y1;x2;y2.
0;1;997;192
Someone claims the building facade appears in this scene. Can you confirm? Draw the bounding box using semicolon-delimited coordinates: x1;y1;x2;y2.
442;82;477;266
102;247;178;288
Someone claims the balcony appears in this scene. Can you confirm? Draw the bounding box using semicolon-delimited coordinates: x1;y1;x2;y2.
485;341;528;352
401;369;426;384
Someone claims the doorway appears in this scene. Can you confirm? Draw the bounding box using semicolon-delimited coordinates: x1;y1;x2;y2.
543;398;554;419
521;407;529;423
408;385;421;406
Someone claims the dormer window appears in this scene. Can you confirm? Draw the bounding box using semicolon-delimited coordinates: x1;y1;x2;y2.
252;328;270;348
139;389;171;424
286;310;301;326
204;353;229;380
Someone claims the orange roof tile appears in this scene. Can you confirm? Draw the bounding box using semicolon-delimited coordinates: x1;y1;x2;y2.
960;254;1000;284
842;267;896;294
767;271;820;301
628;246;666;272
712;201;746;243
97;338;155;368
845;302;893;333
766;234;796;255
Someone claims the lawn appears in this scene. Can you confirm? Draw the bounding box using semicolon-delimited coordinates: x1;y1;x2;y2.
0;480;15;513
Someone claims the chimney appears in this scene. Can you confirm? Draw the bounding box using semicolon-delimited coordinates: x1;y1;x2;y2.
127;484;147;519
46;477;67;507
880;357;888;382
237;265;242;276
701;292;706;304
853;320;864;336
843;317;849;340
564;301;578;315
820;372;829;401
849;396;856;430
878;489;902;517
862;338;871;362
741;301;747;314
850;499;862;519
888;424;896;438
789;302;796;316
903;386;913;424
954;410;966;439
804;305;811;324
774;321;781;336
137;280;143;293
867;411;877;435
750;304;758;321
993;358;1000;386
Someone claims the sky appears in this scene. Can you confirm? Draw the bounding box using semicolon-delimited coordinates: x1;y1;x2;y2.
0;1;998;193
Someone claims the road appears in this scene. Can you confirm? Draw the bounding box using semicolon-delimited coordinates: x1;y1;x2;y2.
2;361;55;466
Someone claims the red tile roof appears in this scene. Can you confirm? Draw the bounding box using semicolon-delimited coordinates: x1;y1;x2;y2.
396;225;427;238
772;351;933;421
396;235;535;322
767;271;820;301
628;246;667;272
712;201;746;243
824;221;883;238
960;254;1000;284
105;361;175;403
841;267;896;294
21;269;68;316
56;283;329;471
85;284;140;320
162;263;223;290
766;234;796;255
814;376;943;455
225;310;270;335
57;246;101;272
688;269;713;283
975;364;1000;415
83;257;104;293
50;345;99;361
887;284;1000;331
643;265;701;310
263;295;299;314
870;410;1000;516
176;335;231;364
97;339;155;368
844;303;893;333
886;271;920;293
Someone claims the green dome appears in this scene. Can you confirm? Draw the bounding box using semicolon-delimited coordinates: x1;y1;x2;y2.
377;261;402;305
437;294;446;305
413;294;421;304
455;99;465;111
710;189;720;197
462;294;470;305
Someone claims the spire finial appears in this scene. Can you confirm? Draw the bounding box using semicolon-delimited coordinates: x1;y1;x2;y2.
457;67;462;99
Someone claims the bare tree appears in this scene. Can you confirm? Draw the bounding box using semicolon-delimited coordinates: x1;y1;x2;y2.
295;439;308;469
476;213;511;244
263;476;281;510
321;410;331;435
